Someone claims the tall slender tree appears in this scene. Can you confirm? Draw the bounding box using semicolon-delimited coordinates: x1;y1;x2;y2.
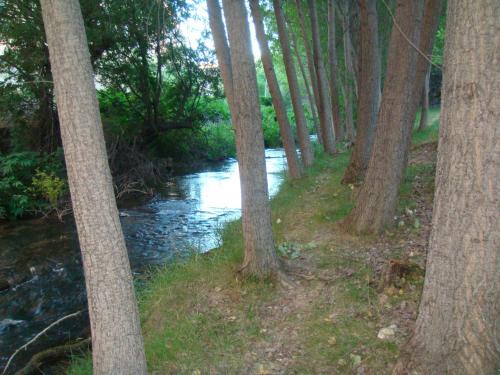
342;0;381;184
417;68;430;131
294;0;321;139
308;0;336;154
208;0;279;278
272;0;314;166
328;0;343;141
289;27;321;144
344;0;437;233
340;0;357;142
394;1;499;373
249;0;303;179
40;0;147;373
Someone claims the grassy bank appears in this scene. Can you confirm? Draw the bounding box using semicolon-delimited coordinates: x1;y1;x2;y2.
68;109;440;374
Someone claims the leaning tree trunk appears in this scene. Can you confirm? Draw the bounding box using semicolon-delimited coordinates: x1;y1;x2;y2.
272;0;314;166
249;0;303;179
207;0;234;112
344;0;443;234
393;1;499;373
40;1;147;374
328;0;344;141
417;68;430;131
342;0;381;184
218;0;279;278
308;0;336;154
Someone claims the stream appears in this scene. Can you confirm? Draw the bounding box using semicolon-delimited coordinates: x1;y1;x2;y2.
0;148;287;372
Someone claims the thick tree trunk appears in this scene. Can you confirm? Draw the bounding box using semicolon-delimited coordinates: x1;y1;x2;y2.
417;68;430;131
295;0;322;143
394;1;499;373
342;0;381;184
272;0;314;166
219;0;279;278
40;1;148;374
249;0;303;179
290;29;321;144
328;0;344;141
344;0;425;233
308;0;336;154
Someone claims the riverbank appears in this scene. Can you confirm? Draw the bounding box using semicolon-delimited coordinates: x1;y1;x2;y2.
66;110;440;374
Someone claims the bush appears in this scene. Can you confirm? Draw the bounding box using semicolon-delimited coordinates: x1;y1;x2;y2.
0;150;66;219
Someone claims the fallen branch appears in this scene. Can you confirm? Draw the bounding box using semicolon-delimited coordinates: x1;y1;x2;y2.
13;338;91;375
2;310;84;375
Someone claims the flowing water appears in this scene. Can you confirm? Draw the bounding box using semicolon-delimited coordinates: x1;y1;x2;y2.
0;149;287;372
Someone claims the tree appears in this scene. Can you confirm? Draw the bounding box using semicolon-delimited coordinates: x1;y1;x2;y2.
249;0;303;179
417;68;430;131
40;0;147;373
208;0;279;278
342;0;381;184
272;0;315;167
344;0;439;233
308;0;336;154
328;0;343;141
340;0;357;143
289;28;321;144
393;1;499;373
293;0;323;144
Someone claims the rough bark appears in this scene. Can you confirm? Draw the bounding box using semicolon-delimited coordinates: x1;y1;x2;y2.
417;67;430;131
308;0;337;154
219;0;279;278
289;29;321;144
40;1;148;374
249;0;303;179
272;0;314;166
342;0;381;184
344;0;424;233
394;1;500;373
328;0;344;141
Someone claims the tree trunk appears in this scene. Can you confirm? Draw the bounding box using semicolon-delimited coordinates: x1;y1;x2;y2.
308;0;336;154
341;1;356;143
394;1;500;373
328;0;344;141
343;0;424;233
207;0;234;111
295;0;322;144
272;0;314;166
40;1;148;374
417;67;430;131
290;29;321;145
407;0;443;133
249;0;303;179
218;0;279;278
342;0;381;184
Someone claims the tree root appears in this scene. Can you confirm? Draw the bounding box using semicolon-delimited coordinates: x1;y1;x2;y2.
13;338;91;375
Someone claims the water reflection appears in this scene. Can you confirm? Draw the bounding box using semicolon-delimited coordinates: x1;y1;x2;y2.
0;149;287;371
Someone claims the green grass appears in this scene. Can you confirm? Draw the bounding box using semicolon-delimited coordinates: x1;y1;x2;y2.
67;109;440;374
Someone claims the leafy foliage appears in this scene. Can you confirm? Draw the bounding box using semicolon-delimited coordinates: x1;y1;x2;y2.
0;150;66;218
